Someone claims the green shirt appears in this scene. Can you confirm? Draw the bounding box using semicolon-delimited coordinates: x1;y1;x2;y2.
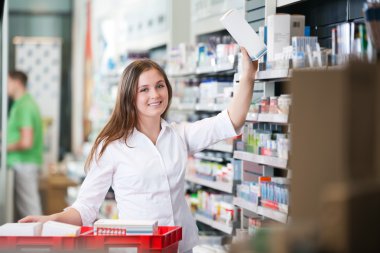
7;93;43;166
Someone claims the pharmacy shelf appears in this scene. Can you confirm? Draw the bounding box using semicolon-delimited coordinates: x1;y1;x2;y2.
206;142;233;153
257;206;288;224
195;213;234;234
169;64;235;78
233;197;258;213
233;151;288;169
170;103;195;111
193;153;224;163
233;197;288;223
195;104;227;112
246;112;289;124
277;0;304;7
256;69;290;81
185;174;234;194
124;31;169;51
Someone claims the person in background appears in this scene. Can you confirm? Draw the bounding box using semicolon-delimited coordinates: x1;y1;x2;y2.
7;70;43;219
20;48;257;253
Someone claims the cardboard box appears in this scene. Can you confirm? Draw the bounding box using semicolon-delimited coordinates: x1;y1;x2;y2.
39;173;77;215
290;62;380;223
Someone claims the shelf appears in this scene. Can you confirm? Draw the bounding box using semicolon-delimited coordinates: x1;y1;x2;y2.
206;142;233;153
170;103;195;111
233;197;258;213
193;153;224;163
246;113;289;124
233;197;288;223
195;213;234;234
171;103;228;112
169;66;235;78
233;151;288;169
277;0;304;7
256;69;290;81
257;206;288;223
124;31;169;51
185;174;233;193
195;104;226;112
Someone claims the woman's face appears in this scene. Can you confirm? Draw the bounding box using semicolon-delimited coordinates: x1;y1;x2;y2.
135;68;169;121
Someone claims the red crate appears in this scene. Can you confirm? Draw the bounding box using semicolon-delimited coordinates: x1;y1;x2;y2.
79;226;182;253
0;226;181;252
0;233;79;251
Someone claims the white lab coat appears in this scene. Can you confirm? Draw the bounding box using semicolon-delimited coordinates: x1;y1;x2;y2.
71;110;238;252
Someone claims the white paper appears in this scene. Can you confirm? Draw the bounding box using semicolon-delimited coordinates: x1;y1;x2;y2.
0;222;42;236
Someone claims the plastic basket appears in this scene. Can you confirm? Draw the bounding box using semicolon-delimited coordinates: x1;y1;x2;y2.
0;226;181;253
0;233;79;251
79;226;182;253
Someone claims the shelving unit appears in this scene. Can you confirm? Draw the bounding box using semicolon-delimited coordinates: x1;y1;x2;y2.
185;174;234;194
234;151;288;169
256;69;291;81
246;112;289;124
195;213;234;234
193;153;225;163
206;142;233;153
194;104;227;112
257;206;288;224
233;197;288;223
233;197;258;213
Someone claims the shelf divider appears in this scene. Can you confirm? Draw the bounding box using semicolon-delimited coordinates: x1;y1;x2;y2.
195;213;234;234
233;151;288;169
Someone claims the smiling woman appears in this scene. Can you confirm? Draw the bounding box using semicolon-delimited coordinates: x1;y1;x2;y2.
19;51;257;253
135;68;170;133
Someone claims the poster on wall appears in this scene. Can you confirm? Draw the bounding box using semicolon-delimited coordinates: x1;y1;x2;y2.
13;37;62;172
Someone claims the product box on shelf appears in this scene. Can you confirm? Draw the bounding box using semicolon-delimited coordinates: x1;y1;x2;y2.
267;14;305;62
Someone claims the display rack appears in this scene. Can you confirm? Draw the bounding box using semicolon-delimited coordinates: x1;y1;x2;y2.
246;112;289;124
233;197;258;213
194;104;227;112
233;197;288;223
206;142;233;153
193;153;225;163
194;213;234;234
257;206;288;224
234;151;288;169
256;69;291;81
185;174;234;194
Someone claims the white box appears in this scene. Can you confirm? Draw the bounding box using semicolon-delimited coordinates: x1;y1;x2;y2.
220;9;267;60
41;221;81;237
0;222;43;236
267;14;305;62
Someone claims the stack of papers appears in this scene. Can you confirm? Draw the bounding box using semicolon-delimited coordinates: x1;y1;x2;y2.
0;222;42;236
94;219;158;235
0;221;81;237
41;221;81;237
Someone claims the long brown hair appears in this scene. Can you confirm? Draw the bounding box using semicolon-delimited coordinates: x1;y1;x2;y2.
85;59;172;171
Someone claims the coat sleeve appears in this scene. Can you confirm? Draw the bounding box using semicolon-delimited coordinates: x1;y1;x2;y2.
69;145;115;226
172;109;241;155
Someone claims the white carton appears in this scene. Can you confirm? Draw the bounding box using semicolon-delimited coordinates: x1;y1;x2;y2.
220;9;267;60
0;222;43;236
267;14;305;62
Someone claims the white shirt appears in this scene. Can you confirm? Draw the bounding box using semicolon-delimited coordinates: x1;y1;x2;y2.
71;110;238;252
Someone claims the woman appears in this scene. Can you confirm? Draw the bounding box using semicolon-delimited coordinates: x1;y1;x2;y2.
20;47;258;252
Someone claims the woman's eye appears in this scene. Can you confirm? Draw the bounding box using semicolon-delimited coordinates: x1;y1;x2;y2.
140;88;148;92
157;84;165;88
